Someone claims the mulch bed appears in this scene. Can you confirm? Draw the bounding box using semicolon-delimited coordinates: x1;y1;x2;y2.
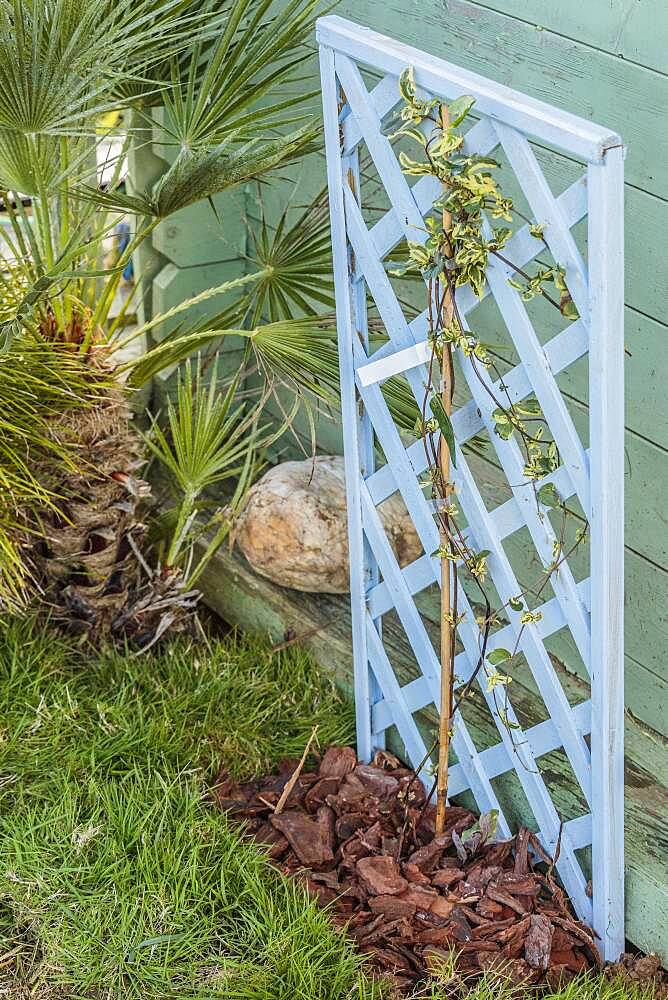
213;745;612;991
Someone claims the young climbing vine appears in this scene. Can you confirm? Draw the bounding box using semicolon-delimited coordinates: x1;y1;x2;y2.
391;68;589;834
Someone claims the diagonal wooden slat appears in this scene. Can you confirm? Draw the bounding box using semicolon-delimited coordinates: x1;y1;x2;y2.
342;72;401;152
361;484;513;835
449;450;593;800
362;373;595;824
360;479;441;700
365;618;430;767
364;324;589;505
360;383;439;557
365;116;499;266
494;121;590;321
481;216;592;516
318;15;621;161
336;53;427;243
445;551;594;922
454;324;593;667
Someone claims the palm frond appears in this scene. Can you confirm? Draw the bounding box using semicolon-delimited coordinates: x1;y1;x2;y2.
249;316;340;404
240;184;334;324
0;0;217;136
144;355;265;576
0;246;125;351
124;327;244;388
153;126;319;216
159;0;321;147
74;126;318;220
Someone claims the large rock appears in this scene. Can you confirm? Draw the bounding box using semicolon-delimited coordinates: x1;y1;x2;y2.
237;456;422;593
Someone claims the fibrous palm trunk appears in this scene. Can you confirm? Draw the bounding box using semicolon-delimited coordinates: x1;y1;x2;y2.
33;373;198;646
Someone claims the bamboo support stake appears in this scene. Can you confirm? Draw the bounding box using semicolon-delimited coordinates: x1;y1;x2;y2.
435;103;456;836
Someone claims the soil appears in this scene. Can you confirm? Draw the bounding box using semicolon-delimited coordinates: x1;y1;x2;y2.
213;746;666;995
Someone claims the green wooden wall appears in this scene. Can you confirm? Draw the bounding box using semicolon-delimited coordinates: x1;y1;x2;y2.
135;0;668;958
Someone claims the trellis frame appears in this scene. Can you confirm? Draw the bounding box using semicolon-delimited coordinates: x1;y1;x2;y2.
318;15;625;958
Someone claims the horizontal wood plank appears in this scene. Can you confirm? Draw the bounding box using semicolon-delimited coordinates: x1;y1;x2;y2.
457;0;668;76
318;15;620;162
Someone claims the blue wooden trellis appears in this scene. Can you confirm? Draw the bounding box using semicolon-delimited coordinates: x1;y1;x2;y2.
318;15;625;959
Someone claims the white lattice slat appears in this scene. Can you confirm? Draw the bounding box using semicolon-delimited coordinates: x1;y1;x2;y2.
319;14;625;959
494;122;591;319
479;224;592;516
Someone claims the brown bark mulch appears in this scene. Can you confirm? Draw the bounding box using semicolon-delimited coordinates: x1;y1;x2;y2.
212;745;616;991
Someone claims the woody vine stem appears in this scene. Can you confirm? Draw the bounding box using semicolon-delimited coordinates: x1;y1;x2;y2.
392;70;589;835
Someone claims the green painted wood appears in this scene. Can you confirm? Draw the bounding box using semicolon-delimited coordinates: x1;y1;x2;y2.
454;0;668;75
338;0;668;199
146;111;249;271
497;144;667;339
126;143;169;325
249;147;668;448
411;577;668;741
152;188;247;268
196;540;668;963
137;132;250;408
129;114;249;345
150;260;247;397
151;259;248;342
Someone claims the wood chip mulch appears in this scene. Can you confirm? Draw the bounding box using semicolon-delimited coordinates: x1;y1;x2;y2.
212;745;613;991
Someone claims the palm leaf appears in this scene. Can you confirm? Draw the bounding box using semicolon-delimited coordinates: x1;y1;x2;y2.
73;126;318;221
152;127;318;217
0;0;217;136
159;0;320;147
144;355;265;573
125;328;246;388
240;184;334;324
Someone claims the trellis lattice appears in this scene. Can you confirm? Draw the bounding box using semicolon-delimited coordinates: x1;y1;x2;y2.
318;16;625;958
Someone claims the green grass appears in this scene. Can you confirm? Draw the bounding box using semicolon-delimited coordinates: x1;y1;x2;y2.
0;616;376;1000
0;617;656;1000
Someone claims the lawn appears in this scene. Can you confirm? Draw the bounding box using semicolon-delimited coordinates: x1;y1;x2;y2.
0;617;654;1000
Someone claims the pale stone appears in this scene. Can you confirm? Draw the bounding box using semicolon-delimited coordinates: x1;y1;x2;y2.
237;456;422;593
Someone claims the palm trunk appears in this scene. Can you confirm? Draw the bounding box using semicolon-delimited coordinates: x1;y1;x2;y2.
34;357;197;647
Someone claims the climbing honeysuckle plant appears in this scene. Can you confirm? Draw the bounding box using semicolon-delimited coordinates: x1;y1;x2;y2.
390;68;589;831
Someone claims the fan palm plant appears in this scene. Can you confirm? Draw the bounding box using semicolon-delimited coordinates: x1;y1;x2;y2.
130;184;436;443
0;0;320;637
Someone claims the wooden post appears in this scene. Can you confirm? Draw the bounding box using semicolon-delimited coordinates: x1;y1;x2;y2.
435;104;455;835
588;146;625;960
